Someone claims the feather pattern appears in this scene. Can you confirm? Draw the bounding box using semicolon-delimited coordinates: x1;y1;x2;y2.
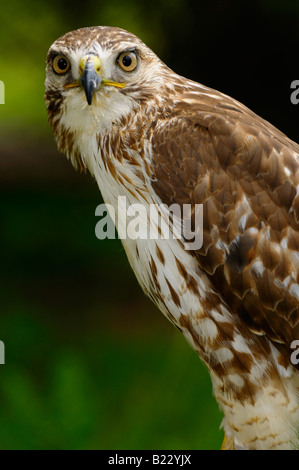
45;26;299;449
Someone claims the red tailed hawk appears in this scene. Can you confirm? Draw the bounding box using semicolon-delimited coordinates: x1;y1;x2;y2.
45;26;299;450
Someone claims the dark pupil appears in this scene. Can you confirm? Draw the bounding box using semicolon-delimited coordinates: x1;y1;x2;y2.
58;58;68;70
122;55;132;67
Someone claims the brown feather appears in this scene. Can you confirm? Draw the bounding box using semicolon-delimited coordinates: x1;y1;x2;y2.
150;94;299;354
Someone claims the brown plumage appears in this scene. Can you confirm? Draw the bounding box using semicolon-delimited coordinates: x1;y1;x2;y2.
45;26;299;449
150;103;299;347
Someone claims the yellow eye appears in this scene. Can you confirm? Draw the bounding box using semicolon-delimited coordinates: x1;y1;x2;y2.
117;51;138;72
53;55;70;75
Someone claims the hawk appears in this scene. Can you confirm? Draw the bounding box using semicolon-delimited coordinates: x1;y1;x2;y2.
45;26;299;450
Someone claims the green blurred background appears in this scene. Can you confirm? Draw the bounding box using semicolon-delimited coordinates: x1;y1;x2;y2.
1;0;299;450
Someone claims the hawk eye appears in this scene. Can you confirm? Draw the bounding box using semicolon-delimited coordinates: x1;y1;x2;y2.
53;55;71;75
117;51;138;72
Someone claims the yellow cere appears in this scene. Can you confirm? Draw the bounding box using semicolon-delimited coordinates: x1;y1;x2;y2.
79;55;102;75
64;55;126;90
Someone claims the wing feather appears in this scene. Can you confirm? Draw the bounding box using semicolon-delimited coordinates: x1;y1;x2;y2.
149;93;299;351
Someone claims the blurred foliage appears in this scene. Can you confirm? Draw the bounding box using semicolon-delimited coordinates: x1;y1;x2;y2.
0;185;222;449
1;0;299;450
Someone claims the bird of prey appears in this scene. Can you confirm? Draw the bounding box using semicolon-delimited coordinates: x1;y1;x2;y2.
45;26;299;450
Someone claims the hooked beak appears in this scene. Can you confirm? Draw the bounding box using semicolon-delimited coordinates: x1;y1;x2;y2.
80;56;103;105
65;54;126;105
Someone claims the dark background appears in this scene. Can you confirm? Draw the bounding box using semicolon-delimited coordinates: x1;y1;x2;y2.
0;0;298;449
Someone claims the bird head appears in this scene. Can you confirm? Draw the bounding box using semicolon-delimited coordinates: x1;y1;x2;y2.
44;26;181;175
45;27;170;135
